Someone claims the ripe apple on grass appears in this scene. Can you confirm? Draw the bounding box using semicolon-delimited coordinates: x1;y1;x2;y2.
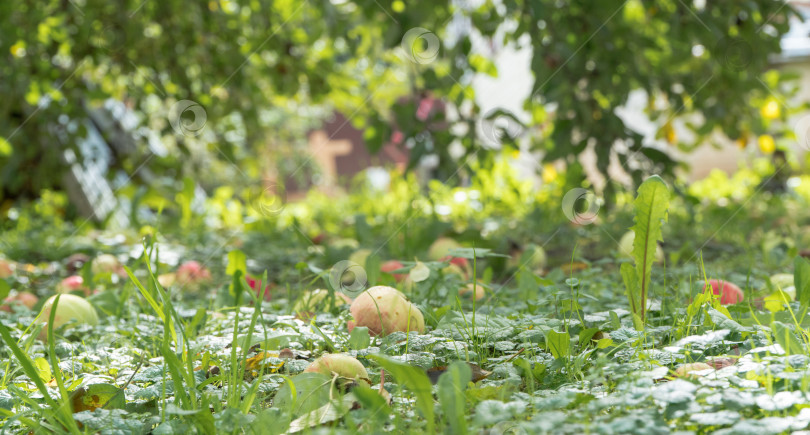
176;260;212;289
347;285;425;337
293;289;352;320
349;249;372;268
246;275;273;301
459;282;485;301
35;294;98;340
56;275;92;296
0;258;15;278
91;254;126;278
380;260;407;282
703;279;744;305
1;292;38;312
304;354;370;385
674;362;713;379
428;237;461;261
507;244;547;274
439;255;471;279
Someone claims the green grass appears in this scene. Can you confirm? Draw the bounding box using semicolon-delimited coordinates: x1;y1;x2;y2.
3;170;810;433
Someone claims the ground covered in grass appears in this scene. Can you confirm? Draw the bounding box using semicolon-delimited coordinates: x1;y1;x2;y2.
3;167;810;434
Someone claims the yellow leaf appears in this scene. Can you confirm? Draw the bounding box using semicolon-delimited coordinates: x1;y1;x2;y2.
764;291;790;313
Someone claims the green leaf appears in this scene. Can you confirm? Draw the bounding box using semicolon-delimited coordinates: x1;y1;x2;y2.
545;329;570;359
70;383;126;412
771;321;804;355
368;354;434;432
0;279;9;300
707;307;749;333
620;263;639;320
410;261;431;282
794;256;810;308
273;373;338;419
226;249;247;277
352;385;391;422
629;175;670;323
437;361;472;435
348;326;371;350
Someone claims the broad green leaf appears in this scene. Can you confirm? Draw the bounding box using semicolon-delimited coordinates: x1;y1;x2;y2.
772;321;804;355
545;329;570;359
226;249;247;276
437;361;472;435
629;175;670;323
33;357;51;383
794;256;810;308
273;373;338;419
287;392;355;433
368;354;434;432
707;307;749;333
620;263;639;320
410;261;431;282
70;383;126;412
763;291;791;313
0;279;9;301
352;385;391;423
348;326;371;350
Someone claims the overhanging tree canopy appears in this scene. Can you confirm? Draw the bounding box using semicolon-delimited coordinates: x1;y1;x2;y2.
0;0;798;204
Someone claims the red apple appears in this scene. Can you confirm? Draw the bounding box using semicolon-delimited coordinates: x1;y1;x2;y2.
348;286;424;337
380;260;407;282
459;283;485;301
675;362;713;379
304;354;370;383
1;292;38;312
56;275;91;296
704;279;744;305
0;259;14;278
176;261;212;288
440;255;470;278
246;275;272;301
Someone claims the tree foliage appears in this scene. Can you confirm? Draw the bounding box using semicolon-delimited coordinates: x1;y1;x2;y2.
0;0;799;204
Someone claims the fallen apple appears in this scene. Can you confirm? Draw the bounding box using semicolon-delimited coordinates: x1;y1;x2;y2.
176;260;212;288
459;283;485;301
91;254;123;276
618;230;664;263
704;279;744;305
428;237;461;261
1;292;38;312
674;362;713;379
380;260;407;282
438;256;470;279
246;274;272;301
36;294;98;338
304;353;370;383
157;273;176;288
293;289;352;316
0;258;14;278
349;249;372;268
56;275;91;296
507;244;547;273
347;285;425;337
